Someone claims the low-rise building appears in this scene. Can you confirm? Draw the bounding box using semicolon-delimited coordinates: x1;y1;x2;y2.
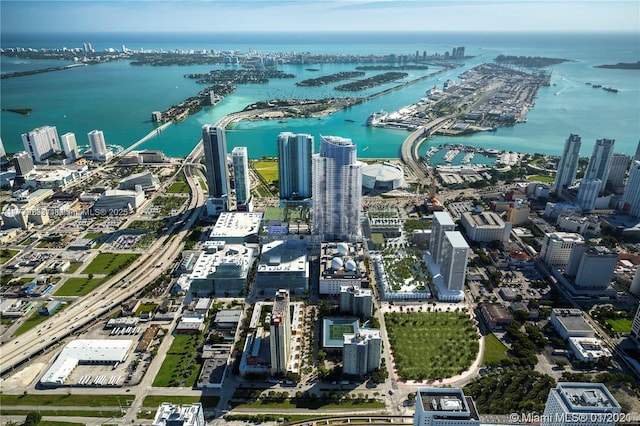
319;241;368;295
119;171;160;191
479;303;514;330
152;402;205;426
557;214;601;236
550;309;595;340
568;337;611;362
189;243;256;297
175;316;205;334
209;212;263;244
255;240;308;296
460;211;511;242
38;300;61;316
92;189;145;214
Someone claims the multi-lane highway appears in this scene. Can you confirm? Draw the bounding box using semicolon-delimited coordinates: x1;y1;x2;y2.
1;130;208;378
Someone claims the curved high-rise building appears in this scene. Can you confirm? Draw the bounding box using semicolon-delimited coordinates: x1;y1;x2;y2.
277;132;313;200
312;135;363;241
553;134;581;192
87;129;112;161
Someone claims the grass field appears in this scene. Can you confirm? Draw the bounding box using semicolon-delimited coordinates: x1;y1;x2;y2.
142;395;220;408
0;249;20;265
606;318;632;333
167;181;191;194
1;410;123;419
135;303;158;316
153;196;187;215
231;399;384;410
84;232;104;240
81;253;139;275
66;263;83;274
0;393;133;407
527;174;555;183
153;334;202;387
54;277;106;296
482;333;509;367
254;160;279;182
14;310;54;336
385;311;479;381
330;324;355;340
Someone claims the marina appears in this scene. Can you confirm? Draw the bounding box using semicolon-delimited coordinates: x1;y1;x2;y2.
443;149;460;163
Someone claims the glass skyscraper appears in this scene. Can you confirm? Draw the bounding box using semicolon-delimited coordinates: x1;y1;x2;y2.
312;135;363;241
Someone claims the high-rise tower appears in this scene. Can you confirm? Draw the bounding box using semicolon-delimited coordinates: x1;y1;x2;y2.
606;153;630;191
87;129;112;161
60;132;80;162
21;125;61;163
231;146;251;210
269;289;290;376
553;134;582;192
440;231;470;291
312;135;364;241
430;211;455;264
277;132;313;201
576;178;601;211
623;161;640;217
584;138;615;192
202;125;231;214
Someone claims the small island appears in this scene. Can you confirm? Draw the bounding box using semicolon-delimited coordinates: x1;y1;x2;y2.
355;65;430;71
594;61;640;70
335;72;409;91
296;71;365;87
494;55;571;67
184;69;295;85
2;108;32;115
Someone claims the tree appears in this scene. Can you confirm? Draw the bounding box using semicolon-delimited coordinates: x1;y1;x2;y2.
24;412;42;426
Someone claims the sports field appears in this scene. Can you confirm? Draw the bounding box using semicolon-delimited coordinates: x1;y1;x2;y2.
330;324;355;340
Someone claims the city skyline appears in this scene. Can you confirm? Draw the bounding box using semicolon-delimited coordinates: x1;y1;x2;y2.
1;1;638;34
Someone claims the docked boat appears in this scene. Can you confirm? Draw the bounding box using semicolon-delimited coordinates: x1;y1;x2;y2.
444;149;460;163
366;110;388;126
426;146;439;157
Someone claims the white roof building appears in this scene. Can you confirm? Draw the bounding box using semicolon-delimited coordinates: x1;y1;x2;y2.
40;339;133;387
209;212;263;243
152;402;205;426
542;382;620;426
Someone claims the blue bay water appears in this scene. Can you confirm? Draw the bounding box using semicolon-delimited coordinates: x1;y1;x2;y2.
1;31;638;159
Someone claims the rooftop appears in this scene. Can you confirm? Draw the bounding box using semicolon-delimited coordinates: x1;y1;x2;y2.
433;211;455;226
418;388;479;420
555;382;620;411
257;240;307;274
210;212;263;239
552;309;594;333
462;211;506;228
444;231;469;249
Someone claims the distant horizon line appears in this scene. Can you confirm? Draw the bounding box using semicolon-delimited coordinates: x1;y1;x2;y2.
3;29;639;35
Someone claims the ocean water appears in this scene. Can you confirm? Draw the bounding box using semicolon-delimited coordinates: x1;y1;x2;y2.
1;31;638;159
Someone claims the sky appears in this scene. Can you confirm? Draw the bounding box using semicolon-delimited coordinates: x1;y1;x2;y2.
1;1;639;34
